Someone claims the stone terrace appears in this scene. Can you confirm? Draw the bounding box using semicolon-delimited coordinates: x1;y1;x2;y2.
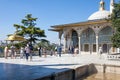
0;54;120;80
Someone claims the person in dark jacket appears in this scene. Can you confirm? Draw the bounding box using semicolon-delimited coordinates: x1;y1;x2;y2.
38;46;42;57
57;46;62;57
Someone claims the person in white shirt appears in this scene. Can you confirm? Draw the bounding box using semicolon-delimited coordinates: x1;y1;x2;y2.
74;46;78;56
10;45;15;59
25;44;30;61
4;45;9;59
20;47;25;59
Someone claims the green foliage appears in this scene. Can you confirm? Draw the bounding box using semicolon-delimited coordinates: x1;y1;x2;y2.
38;39;49;49
111;3;120;48
37;39;56;50
14;42;27;49
111;32;120;48
14;14;46;44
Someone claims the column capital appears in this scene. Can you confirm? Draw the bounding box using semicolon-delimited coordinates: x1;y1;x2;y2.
74;27;84;37
96;35;98;38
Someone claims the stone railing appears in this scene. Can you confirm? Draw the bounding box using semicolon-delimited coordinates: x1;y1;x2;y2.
107;54;120;60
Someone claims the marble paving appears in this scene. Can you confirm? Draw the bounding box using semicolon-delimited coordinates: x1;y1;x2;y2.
0;53;120;80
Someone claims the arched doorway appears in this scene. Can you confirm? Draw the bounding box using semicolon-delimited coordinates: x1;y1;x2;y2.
72;30;78;47
81;28;95;53
103;44;107;53
99;26;113;53
84;44;89;52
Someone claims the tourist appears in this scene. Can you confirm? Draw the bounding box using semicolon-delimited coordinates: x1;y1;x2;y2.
29;43;33;61
43;47;47;58
38;46;42;57
71;46;74;56
4;45;9;59
74;46;78;56
20;46;25;59
10;45;15;59
50;49;53;56
99;47;102;58
99;47;102;54
68;47;71;54
57;46;62;57
54;46;58;56
25;44;30;61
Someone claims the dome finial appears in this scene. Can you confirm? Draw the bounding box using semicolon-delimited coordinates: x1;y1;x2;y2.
99;0;105;11
110;0;114;14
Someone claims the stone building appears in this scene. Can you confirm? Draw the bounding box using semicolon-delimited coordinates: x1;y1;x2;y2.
49;0;116;54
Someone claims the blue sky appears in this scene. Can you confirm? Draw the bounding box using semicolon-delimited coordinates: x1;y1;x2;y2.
0;0;119;43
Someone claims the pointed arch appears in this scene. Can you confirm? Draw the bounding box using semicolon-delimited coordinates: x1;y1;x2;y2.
81;27;96;43
81;27;96;52
99;26;113;53
71;29;78;47
99;26;113;43
63;28;78;49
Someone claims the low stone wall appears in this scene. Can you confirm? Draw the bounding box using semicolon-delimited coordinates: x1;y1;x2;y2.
106;65;120;74
52;69;73;80
35;75;52;80
36;65;90;80
74;65;89;80
35;64;120;80
90;64;104;73
93;64;120;74
35;69;73;80
88;63;98;74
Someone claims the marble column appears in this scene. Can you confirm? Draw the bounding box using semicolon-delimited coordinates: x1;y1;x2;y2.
78;36;81;54
58;31;62;46
64;37;67;52
96;35;99;54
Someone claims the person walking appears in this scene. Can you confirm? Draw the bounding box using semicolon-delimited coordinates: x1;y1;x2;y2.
4;45;9;59
43;47;47;58
20;47;25;59
57;46;62;57
25;44;30;61
29;44;33;61
54;46;58;56
70;46;74;56
99;47;103;59
10;45;15;59
38;46;42;57
74;46;78;56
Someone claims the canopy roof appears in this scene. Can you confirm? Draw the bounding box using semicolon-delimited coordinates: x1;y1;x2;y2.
49;19;109;32
6;34;25;41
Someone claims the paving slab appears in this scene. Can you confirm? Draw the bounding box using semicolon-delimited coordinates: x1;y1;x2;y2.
0;54;120;80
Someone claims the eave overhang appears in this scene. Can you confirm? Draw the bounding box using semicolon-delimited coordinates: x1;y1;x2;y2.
49;19;111;32
48;28;62;32
51;19;110;29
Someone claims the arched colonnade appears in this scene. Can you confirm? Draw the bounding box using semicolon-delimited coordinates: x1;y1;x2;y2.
58;24;114;54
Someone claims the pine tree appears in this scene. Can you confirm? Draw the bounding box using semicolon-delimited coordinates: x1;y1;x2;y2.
14;14;46;44
111;3;120;48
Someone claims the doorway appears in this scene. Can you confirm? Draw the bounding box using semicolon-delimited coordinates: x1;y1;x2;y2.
103;44;107;53
93;44;96;52
84;44;89;52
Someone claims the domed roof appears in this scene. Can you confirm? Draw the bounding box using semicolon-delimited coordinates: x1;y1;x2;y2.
88;10;110;20
88;0;112;20
6;34;26;41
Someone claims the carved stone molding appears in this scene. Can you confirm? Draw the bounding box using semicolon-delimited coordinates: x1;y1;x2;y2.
74;27;86;36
